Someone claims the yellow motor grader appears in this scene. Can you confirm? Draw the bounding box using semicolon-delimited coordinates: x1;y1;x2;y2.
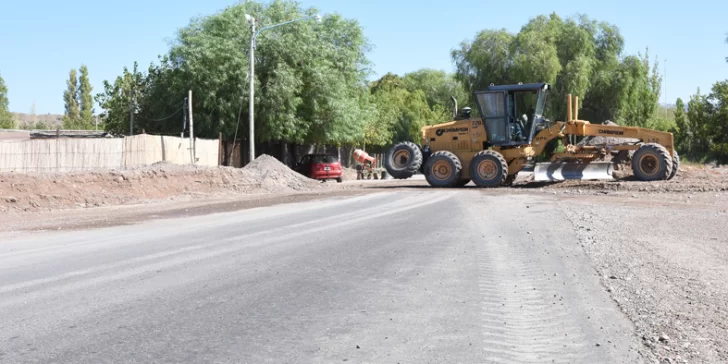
384;83;678;187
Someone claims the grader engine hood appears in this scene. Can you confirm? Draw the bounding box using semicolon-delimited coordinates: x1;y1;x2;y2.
421;120;473;147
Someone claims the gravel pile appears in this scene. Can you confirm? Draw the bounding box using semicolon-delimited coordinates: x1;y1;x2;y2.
242;154;320;191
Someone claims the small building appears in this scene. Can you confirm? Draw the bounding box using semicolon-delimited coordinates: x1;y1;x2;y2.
29;130;113;139
0;130;31;141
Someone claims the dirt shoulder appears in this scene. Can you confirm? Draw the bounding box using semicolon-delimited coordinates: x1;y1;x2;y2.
559;191;728;363
0;188;379;237
0;154;407;234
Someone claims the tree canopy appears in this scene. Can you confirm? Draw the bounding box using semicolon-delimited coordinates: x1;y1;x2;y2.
62;66;97;129
365;70;466;147
98;0;372;146
452;13;662;127
96;6;688;154
78;65;94;128
62;69;80;128
674;82;728;163
0;73;13;129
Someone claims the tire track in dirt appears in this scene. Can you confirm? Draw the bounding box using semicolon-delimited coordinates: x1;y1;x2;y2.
466;193;643;364
476;246;591;363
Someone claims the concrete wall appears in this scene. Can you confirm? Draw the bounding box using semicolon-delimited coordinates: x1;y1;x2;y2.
0;134;219;173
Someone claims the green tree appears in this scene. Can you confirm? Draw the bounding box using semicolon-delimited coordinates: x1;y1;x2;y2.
452;13;661;126
678;83;728;162
18;120;48;130
707;81;728;163
452;29;515;96
33;120;48;130
401;69;468;115
63;69;80;128
686;89;712;159
0;73;14;128
95;62;145;135
78;65;94;128
98;0;372;145
369;73;447;145
672;98;690;155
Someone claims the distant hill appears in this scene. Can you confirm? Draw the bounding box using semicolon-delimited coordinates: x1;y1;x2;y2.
12;112;63;129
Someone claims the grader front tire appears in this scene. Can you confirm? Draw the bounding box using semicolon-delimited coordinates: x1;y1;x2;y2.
424;151;462;187
470;150;508;188
385;141;423;179
631;143;672;181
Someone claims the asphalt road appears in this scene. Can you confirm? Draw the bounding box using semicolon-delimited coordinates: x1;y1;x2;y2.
0;191;642;364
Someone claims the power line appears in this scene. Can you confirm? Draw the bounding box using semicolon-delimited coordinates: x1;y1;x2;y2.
131;99;186;123
146;105;184;122
228;91;246;166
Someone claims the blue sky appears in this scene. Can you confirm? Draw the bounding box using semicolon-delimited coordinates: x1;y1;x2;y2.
1;0;726;115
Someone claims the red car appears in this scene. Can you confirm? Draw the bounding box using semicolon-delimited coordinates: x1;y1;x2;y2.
294;154;343;182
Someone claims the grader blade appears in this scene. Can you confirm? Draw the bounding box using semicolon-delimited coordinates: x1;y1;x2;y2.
533;162;614;182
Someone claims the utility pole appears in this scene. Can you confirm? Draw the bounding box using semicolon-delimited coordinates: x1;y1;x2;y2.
244;13;321;164
129;85;134;136
248;18;256;164
188;90;195;165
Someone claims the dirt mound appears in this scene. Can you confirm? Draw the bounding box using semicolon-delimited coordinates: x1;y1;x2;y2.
243;154;319;191
0;155;321;213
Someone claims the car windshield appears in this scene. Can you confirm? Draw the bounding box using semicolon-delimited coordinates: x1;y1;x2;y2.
311;155;338;164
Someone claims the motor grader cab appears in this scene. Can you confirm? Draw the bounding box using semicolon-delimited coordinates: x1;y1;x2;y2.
474;83;550;147
384;82;679;188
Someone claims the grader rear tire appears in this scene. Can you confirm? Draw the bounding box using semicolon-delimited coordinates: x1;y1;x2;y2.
631;143;672;181
668;149;680;180
470;150;508;187
424;151;462;187
385;141;423;179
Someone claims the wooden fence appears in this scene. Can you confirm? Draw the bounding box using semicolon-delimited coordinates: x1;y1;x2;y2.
0;134;220;173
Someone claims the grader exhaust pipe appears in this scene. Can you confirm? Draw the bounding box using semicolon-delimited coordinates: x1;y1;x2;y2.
450;96;458;119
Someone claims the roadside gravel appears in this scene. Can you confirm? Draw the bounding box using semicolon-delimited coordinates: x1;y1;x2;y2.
560;192;728;363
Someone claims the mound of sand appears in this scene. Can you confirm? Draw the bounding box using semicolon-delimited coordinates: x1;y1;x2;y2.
0;154;321;212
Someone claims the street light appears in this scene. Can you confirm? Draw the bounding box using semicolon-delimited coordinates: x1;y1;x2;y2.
244;13;322;163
